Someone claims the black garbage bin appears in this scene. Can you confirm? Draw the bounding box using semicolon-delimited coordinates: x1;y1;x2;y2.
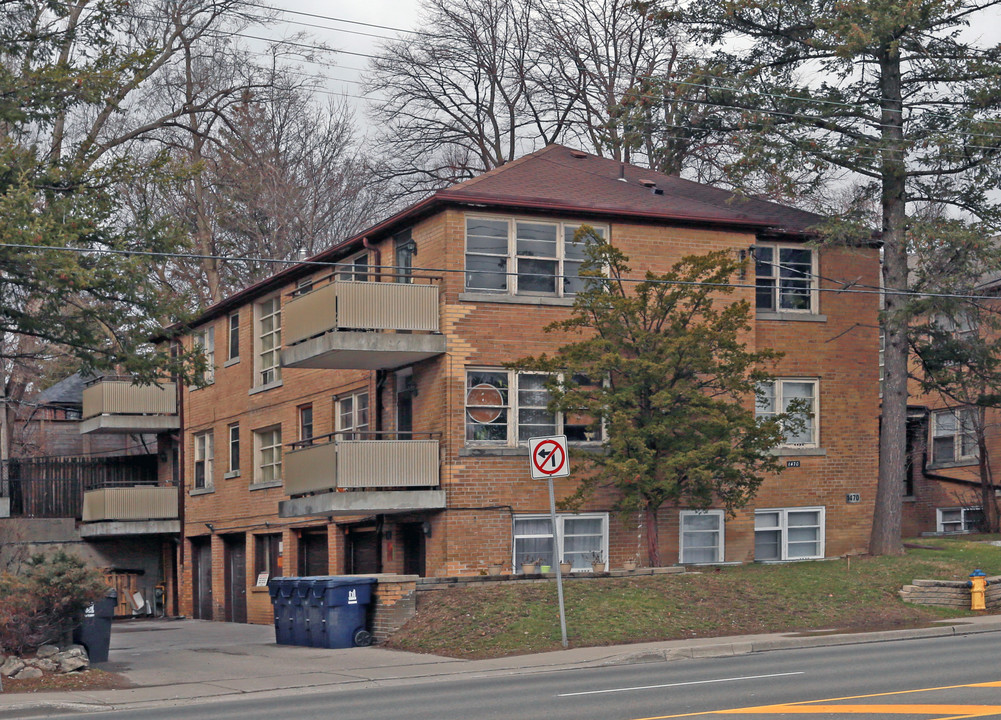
73;588;117;663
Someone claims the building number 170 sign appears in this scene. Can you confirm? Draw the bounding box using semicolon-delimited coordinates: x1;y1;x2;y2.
529;435;570;480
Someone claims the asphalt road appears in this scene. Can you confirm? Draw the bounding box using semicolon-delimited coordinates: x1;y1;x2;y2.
42;632;1001;720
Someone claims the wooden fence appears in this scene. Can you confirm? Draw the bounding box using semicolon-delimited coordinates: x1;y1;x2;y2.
2;455;159;518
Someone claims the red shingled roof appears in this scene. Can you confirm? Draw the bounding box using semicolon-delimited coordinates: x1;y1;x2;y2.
435;144;824;233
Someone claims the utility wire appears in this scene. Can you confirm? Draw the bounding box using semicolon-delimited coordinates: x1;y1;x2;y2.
2;241;995;302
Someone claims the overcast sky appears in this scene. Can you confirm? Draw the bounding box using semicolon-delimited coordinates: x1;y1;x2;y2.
257;0;1001;132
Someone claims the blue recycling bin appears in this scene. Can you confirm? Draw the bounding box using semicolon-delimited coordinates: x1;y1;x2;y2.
268;578;297;645
291;579;311;646
312;576;376;649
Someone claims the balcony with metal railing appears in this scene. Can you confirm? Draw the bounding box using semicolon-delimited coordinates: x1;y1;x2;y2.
280;272;446;370
278;431;445;518
79;376;179;435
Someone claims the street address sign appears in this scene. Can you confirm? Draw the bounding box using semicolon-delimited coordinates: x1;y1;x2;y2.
529;435;570;479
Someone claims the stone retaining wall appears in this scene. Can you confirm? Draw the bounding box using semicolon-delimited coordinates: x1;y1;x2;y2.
899;577;1001;609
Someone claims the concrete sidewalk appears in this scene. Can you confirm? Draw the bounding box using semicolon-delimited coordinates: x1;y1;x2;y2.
3;615;1001;717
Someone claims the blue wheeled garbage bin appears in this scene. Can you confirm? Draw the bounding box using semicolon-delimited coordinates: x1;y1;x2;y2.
315;576;376;649
290;578;311;646
268;578;296;645
73;588;117;663
304;578;328;648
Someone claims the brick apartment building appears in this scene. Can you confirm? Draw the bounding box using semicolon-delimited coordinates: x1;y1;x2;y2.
158;145;880;624
902;303;1001;537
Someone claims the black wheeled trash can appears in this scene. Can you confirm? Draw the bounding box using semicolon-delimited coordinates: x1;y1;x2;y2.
73;588;117;663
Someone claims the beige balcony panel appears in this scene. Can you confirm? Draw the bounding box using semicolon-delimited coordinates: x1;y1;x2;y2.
82;487;178;522
337;439;439;488
335;282;439;332
284;282;336;346
284;441;338;496
283;281;440;347
82;380;177;419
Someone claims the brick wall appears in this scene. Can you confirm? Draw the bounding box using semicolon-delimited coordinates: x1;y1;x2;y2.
176;207;881;625
369;575;418;642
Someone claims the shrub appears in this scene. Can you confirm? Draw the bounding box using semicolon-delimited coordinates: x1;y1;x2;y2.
0;552;106;655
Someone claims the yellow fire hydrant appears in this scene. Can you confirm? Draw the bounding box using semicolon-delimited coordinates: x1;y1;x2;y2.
966;569;989;611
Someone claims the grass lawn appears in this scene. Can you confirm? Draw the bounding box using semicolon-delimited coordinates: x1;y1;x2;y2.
384;536;1001;659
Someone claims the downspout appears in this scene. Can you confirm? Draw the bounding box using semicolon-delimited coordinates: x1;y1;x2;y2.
365;236;385;434
363;237;382;282
175;379;185;617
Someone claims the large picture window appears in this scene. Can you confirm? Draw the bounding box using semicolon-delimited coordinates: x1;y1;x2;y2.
513;514;607;573
755;507;824;561
756;379;818;447
464;216;605;297
679;510;724;564
465;369;602;445
931;408;977;464
755;244;816;313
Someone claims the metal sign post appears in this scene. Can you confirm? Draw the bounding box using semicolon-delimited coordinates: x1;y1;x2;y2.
548;475;569;648
530;436;570;649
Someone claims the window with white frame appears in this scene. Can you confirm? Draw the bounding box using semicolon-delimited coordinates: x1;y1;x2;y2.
338;252;369;282
754;507;824;561
931;407;977;464
227;312;239;361
934;312;976;341
254;426;282;484
299;404;314;445
395;229;415;283
754;244;816;313
755;379;818;447
256;297;281;387
937;506;983;533
679;510;724;564
336;391;369;440
464;216;605;297
512;514;607;572
227;423;240;475
465;369;603;445
193;431;213;490
193;326;215;384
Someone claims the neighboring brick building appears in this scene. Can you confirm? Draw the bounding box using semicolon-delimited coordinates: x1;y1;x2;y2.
903;332;1000;538
0;372;182;617
173;145;881;623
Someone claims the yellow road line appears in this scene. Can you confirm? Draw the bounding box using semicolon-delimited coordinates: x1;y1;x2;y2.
631;680;1001;720
717;705;1001;715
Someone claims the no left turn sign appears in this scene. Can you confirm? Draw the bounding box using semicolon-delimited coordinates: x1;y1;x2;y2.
529;435;570;479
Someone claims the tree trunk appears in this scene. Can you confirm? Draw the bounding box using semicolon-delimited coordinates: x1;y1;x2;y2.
870;46;907;556
645;505;660;567
977;410;999;532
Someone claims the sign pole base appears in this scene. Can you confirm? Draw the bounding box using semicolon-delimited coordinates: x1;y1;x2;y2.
549;477;569;648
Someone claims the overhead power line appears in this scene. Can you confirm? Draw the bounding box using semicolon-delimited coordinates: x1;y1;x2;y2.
2;242;994;302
